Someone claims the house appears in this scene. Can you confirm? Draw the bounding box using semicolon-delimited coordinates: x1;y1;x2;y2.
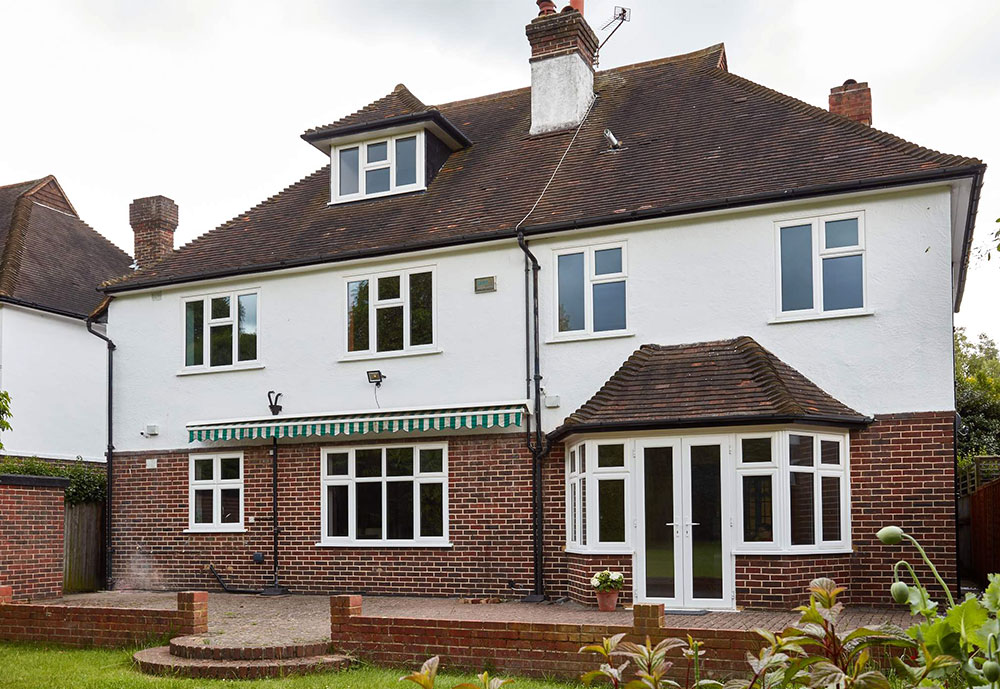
0;176;132;462
96;2;985;608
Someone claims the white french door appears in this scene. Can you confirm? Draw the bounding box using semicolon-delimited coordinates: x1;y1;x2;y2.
634;436;734;608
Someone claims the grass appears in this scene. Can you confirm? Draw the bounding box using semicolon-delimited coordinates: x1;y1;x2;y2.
0;643;583;689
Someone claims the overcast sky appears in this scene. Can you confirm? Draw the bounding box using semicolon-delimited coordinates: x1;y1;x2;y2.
1;0;997;339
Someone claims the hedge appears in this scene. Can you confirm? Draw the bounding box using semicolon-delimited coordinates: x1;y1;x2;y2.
0;456;106;505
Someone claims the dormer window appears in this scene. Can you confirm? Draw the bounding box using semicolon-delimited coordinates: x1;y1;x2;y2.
333;131;425;203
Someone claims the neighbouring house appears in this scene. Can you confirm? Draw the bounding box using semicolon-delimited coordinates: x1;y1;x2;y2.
0;176;132;462
97;2;985;608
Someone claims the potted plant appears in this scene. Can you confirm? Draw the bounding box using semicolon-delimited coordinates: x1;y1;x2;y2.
591;570;624;611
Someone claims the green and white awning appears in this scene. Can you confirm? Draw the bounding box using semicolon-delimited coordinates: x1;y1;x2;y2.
187;402;528;443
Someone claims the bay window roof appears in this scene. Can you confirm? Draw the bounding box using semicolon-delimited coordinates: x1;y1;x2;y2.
550;336;869;440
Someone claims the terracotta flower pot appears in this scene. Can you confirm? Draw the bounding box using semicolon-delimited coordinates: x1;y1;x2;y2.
596;590;619;611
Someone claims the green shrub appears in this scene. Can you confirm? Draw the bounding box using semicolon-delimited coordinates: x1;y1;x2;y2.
0;456;106;505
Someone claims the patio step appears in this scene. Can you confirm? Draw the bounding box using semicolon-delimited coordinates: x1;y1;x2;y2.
133;645;351;679
169;635;332;660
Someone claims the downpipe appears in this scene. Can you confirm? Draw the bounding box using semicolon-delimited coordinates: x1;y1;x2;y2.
85;316;115;590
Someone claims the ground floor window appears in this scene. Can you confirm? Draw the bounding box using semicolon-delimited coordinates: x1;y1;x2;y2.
320;443;448;546
188;452;243;532
565;440;629;551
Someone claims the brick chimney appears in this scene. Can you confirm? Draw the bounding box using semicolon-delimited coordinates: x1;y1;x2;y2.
129;195;178;268
828;79;872;126
525;1;598;135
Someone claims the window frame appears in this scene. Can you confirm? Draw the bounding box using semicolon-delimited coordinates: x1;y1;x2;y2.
552;242;629;339
774;211;867;319
565;439;631;553
331;130;426;204
318;443;450;547
187;452;244;533
181;289;261;372
342;266;437;358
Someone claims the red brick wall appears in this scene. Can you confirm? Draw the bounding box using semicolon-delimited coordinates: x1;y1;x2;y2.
0;587;207;647
0;476;69;600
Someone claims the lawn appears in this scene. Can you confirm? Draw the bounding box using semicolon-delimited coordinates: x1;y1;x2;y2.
0;643;582;689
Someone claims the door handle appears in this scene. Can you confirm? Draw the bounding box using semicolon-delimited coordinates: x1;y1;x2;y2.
689;522;701;527
665;522;677;526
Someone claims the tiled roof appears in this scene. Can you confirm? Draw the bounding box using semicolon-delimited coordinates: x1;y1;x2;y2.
0;177;133;317
302;83;431;136
105;43;984;294
550;336;868;439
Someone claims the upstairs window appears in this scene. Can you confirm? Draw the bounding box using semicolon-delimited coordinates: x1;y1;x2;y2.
777;213;865;317
555;243;627;337
183;290;259;370
333;131;424;203
346;268;434;356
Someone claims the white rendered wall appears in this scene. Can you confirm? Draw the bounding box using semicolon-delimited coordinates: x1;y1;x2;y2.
530;53;595;135
109;185;956;452
0;305;109;461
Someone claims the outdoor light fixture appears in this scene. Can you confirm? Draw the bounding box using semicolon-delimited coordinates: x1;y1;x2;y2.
267;390;283;415
367;370;386;387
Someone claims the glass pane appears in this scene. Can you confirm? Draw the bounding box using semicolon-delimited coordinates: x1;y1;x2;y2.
378;275;400;300
220;457;240;480
387;447;414;476
211;296;231;320
742;475;773;542
356;449;382;478
220;489;240;523
327;485;348;537
593;281;626;332
396;136;417;186
822;476;842;541
821;440;841;465
185;301;204;366
339;148;359;196
387;481;414;540
822;255;864;311
356;482;382;539
366;167;390;194
194;490;213;524
367;141;388;163
597;444;625;467
569;449;576;475
419;448;443;473
376;306;404;351
825;218;858;248
579;444;586;472
580;477;587;546
643;447;674;599
420;482;444;538
690;445;723;599
594;247;622;275
347;280;370;352
210;325;233;367
569;482;578;543
789;472;815;545
557;252;585;332
741;437;771;463
327;452;348;476
789;434;814;466
780;224;813;312
194;458;213;481
409;272;433;346
598;479;625;543
237;294;257;361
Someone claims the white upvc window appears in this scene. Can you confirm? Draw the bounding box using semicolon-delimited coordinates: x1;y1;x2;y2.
735;430;850;553
188;452;244;532
565;440;629;552
554;242;628;337
182;290;260;370
775;212;866;318
319;443;449;546
332;131;425;203
344;267;435;356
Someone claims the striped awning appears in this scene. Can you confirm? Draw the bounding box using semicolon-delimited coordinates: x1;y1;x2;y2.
186;402;528;443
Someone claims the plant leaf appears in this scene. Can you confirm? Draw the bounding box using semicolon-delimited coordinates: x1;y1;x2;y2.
946;595;989;646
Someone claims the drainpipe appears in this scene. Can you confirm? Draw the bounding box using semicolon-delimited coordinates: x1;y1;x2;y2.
518;230;551;602
86;316;115;590
262;392;288;596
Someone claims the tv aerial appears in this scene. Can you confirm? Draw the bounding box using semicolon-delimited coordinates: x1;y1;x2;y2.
596;6;631;66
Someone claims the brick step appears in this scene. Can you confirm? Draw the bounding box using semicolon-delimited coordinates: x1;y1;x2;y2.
169;634;332;660
134;646;351;679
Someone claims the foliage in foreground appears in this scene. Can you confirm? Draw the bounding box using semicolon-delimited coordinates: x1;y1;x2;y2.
0;455;106;504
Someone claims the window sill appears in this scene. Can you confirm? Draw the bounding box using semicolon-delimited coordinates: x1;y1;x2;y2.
731;546;852;556
329;185;427;206
314;540;453;548
338;348;442;363
546;331;635;345
768;310;873;325
564;546;633;556
183;527;247;534
177;363;265;377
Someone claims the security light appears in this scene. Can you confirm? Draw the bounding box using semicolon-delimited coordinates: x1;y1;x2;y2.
367;370;386;387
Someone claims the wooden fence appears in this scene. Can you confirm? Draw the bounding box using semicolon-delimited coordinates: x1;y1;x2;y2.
958;456;1000;497
970;478;1000;586
63;502;104;593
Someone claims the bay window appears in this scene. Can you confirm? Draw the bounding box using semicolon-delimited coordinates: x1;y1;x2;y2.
319;443;448;546
183;290;259;370
554;243;627;337
188;453;243;532
566;440;628;551
346;268;434;356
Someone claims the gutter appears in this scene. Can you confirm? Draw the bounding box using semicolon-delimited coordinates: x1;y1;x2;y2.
301;111;473;149
954;165;987;312
0;295;88;320
85;315;115;590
